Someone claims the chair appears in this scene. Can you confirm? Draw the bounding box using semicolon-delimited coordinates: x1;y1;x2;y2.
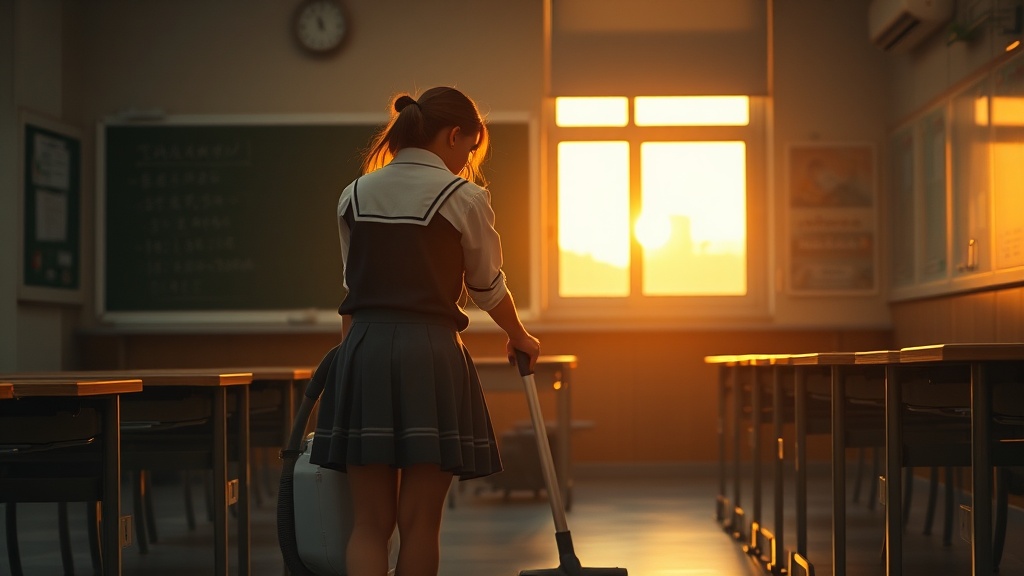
1;397;106;575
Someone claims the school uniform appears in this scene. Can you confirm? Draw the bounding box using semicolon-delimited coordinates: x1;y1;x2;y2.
309;147;507;480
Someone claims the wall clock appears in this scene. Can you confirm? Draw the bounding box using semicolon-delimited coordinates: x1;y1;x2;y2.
294;0;348;55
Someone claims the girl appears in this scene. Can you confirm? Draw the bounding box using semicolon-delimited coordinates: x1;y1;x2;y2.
310;86;540;576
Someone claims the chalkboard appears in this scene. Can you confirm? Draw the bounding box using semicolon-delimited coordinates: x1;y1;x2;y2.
100;117;532;320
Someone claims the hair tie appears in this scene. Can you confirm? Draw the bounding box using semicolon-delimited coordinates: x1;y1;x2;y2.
395;95;422;113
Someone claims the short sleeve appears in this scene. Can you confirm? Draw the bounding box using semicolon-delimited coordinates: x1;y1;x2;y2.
457;187;509;311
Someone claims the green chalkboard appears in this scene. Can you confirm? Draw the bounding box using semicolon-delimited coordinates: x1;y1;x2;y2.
101;118;531;316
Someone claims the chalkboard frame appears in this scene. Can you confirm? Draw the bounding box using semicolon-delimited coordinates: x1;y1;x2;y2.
18;109;84;305
96;113;538;327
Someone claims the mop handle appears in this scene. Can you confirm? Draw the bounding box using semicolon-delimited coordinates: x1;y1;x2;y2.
514;349;570;534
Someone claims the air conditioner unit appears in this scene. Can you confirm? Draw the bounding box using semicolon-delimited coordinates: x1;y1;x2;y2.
869;0;954;52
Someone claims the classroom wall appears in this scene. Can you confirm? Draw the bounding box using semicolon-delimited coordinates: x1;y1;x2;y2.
0;0;16;370
14;1;903;463
882;1;1024;345
0;0;80;372
772;1;891;327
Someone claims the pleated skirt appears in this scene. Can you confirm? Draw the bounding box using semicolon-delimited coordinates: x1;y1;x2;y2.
309;309;502;480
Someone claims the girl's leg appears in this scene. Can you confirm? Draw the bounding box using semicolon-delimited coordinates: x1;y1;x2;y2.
396;464;454;576
346;464;398;576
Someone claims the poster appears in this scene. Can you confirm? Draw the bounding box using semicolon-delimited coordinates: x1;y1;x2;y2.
787;143;877;295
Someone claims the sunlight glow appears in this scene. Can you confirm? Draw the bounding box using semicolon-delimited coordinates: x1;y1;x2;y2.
635;211;672;250
640;141;747;295
977;96;1024;126
634;96;749;126
555;97;629;127
991;142;1024;269
558;141;630;297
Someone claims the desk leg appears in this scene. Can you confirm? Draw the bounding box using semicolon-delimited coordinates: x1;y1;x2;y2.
557;366;572;510
772;366;785;573
718;366;729;524
750;365;763;552
884;365;903;576
733;365;743;538
238;387;251;576
103;395;122;576
795;368;807;557
213;388;228;576
831;365;846;576
970;363;993;576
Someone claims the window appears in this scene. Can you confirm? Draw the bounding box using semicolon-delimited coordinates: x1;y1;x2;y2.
546;95;767;321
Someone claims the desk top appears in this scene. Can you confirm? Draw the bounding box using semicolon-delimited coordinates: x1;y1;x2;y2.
4;378;143;397
901;343;1024;363
0;370;252;387
475;355;578;369
704;354;743;365
789;352;857;365
745;354;793;366
854;350;902;364
155;367;312;381
0;383;12;399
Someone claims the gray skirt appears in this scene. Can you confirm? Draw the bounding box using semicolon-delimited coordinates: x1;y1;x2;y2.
309;309;502;480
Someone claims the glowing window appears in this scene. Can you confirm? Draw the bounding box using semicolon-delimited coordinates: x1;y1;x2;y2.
557;141;630;297
555;97;629;127
634;96;749;126
639;142;747;295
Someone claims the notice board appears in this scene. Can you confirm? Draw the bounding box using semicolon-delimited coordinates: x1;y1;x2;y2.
19;110;82;304
99;116;532;323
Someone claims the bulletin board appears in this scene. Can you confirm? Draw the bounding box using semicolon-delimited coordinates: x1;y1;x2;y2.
786;142;877;295
18;110;83;304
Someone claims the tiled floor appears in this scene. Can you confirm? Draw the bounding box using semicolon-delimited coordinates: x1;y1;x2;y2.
3;461;1022;576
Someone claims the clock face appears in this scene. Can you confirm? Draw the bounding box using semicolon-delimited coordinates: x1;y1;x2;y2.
295;0;347;54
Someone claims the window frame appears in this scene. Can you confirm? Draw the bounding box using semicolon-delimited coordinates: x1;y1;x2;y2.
540;96;770;324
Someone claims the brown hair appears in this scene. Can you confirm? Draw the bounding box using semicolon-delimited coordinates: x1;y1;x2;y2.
360;86;490;185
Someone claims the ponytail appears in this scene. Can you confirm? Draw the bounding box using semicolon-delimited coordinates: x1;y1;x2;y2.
360;87;489;185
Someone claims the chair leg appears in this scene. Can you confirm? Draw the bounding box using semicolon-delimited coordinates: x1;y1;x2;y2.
143;471;158;543
993;467;1010;571
942;466;955;547
87;501;102;576
132;471;149;554
868;448;880;511
6;503;25;576
183;470;197;531
852;447;866;504
251;449;264;508
923;466;939;535
902;467;914;529
205;471;214;522
58;502;75;575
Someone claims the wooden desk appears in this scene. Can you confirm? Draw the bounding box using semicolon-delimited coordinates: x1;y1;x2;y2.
0;382;12;400
750;354;794;575
704;354;742;531
885;343;1024;576
707;353;803;575
788;352;856;575
1;377;142;576
474;355;577;507
1;370;253;576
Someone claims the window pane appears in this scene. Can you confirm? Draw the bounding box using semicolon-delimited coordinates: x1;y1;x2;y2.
888;127;915;287
639;141;746;295
555;97;629;127
558;141;630;297
920;109;947;280
634;96;749;126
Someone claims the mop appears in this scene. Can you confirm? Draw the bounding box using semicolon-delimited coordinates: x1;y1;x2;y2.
512;349;628;576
